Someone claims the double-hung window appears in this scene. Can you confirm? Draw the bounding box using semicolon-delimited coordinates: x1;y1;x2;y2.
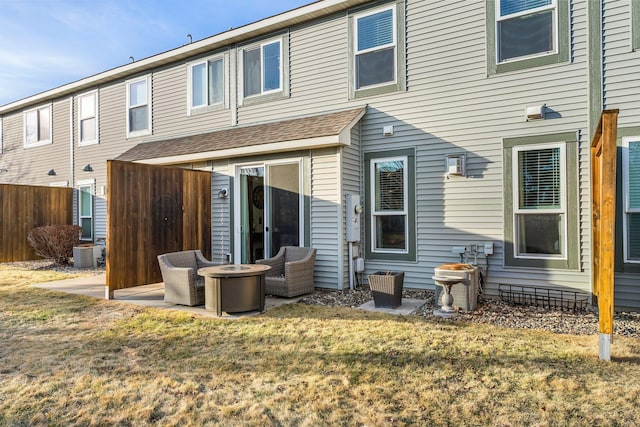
488;0;567;74
126;76;151;138
24;105;52;147
497;0;557;63
78;91;98;145
349;2;405;99
365;149;416;262
189;57;224;112
243;39;282;98
512;142;566;258
504;133;578;269
354;5;396;90
622;138;640;263
77;180;94;241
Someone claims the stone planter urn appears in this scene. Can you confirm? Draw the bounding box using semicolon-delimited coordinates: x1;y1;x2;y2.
368;271;404;308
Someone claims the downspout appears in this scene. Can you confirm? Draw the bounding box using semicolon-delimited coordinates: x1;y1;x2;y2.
587;0;604;301
69;95;74;190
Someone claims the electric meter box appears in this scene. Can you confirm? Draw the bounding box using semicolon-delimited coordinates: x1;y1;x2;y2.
346;194;361;242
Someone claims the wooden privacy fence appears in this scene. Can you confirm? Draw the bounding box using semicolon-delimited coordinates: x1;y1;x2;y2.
106;160;211;297
0;183;74;262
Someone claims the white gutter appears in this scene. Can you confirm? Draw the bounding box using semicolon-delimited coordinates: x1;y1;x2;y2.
0;0;370;114
69;96;74;189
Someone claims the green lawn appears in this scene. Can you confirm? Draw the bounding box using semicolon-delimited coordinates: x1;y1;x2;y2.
1;264;639;426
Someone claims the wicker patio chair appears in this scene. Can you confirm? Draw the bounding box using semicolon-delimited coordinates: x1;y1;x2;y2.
157;250;217;306
256;246;317;297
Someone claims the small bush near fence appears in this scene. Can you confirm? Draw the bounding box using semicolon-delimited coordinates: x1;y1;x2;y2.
27;225;82;265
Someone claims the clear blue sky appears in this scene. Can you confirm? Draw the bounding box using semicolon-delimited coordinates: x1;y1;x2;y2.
0;0;311;106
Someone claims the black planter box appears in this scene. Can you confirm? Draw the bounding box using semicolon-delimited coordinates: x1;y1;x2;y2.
368;271;404;308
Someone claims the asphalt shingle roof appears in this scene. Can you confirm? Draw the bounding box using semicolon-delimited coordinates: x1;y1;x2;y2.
117;107;366;162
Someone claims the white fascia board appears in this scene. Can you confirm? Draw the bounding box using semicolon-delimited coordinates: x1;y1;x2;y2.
138;134;348;165
0;0;369;114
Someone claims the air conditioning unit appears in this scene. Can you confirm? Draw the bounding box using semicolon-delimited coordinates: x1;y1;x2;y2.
73;244;101;268
434;265;480;311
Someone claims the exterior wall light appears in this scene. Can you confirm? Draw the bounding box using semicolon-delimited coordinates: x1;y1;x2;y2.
48;169;56;176
218;188;229;198
83;164;93;172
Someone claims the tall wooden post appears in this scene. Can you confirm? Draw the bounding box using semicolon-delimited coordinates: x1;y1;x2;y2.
590;109;618;361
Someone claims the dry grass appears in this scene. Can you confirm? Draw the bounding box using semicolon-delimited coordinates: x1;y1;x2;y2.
1;265;640;426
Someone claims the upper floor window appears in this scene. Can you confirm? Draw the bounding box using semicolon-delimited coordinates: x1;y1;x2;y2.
189;57;224;113
349;2;405;99
354;5;396;90
126;76;151;138
487;0;568;74
622;138;640;263
78;91;98;146
243;39;282;98
497;0;556;63
24;105;52;147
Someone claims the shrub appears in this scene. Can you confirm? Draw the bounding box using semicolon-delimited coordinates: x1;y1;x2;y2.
27;225;82;265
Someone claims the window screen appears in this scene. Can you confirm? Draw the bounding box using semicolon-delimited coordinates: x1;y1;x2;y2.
355;7;395;89
497;0;555;63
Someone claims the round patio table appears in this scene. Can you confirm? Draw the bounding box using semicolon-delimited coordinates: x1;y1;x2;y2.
197;264;271;316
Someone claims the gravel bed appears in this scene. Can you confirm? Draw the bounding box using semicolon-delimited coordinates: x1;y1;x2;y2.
300;285;640;338
6;260;639;337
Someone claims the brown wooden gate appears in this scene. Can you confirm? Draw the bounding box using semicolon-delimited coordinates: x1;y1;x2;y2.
106;160;211;296
0;183;73;262
590;109;618;359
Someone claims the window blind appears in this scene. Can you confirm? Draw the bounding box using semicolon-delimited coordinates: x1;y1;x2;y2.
357;9;393;51
518;147;561;209
375;160;404;211
500;0;552;16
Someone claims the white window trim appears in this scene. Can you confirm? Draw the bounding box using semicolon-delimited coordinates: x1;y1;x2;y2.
495;0;558;64
0;117;3;154
78;90;99;146
370;155;409;254
187;55;226;116
23;104;53;148
511;141;567;260
241;37;283;99
622;137;640;263
77;179;95;241
125;75;152;139
353;4;398;91
232;158;305;263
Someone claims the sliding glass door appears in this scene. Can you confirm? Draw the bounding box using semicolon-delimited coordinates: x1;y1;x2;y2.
235;160;303;263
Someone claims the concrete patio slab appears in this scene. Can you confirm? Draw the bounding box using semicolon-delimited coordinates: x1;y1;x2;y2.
32;274;427;318
357;298;426;315
31;273;307;319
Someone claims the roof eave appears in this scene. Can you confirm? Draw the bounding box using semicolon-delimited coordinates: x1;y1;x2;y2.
0;0;371;114
135;134;345;165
